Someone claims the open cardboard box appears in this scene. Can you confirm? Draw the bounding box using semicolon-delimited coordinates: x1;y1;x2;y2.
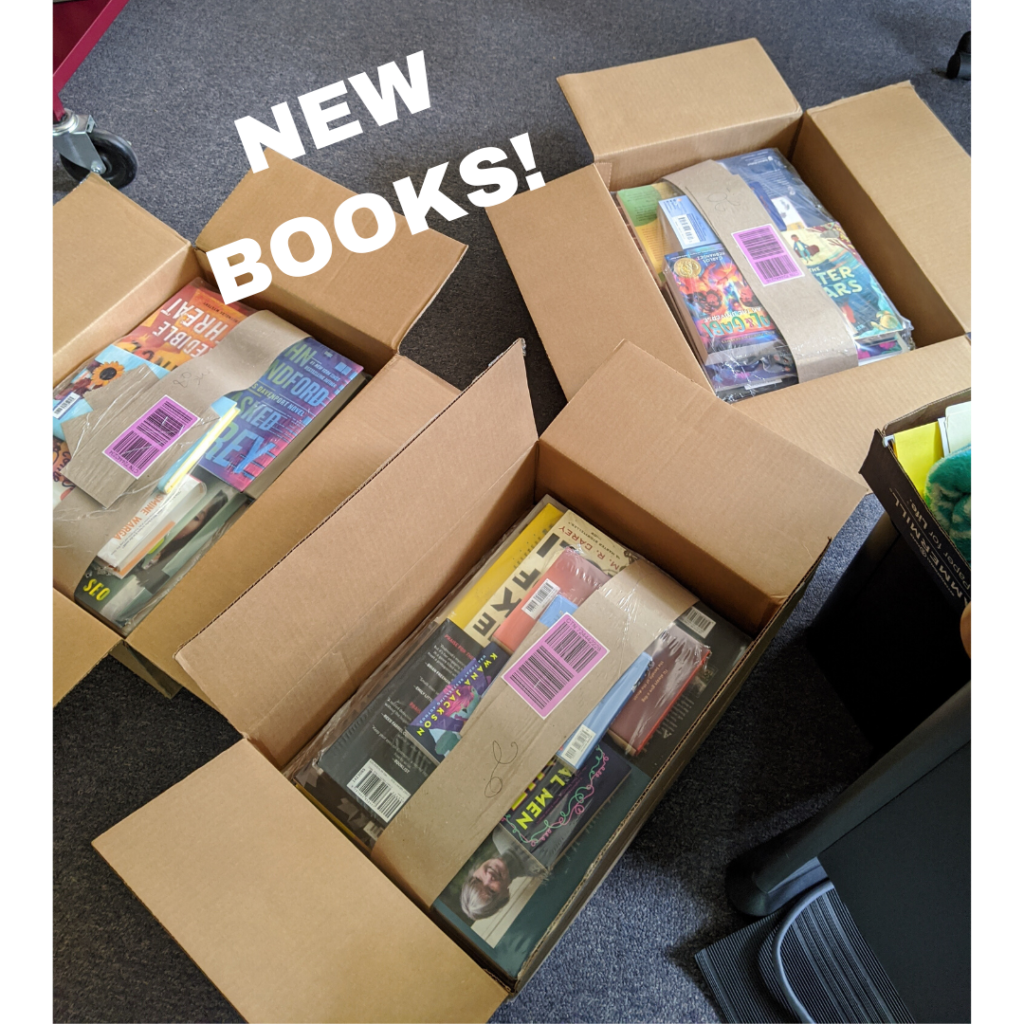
53;155;466;706
860;388;971;611
487;38;972;485
94;339;868;1021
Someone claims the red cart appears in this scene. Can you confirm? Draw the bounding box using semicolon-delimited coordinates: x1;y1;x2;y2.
53;0;138;188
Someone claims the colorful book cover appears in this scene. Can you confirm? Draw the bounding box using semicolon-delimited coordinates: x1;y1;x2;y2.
492;547;610;654
659;196;787;367
498;744;631;871
615;602;752;778
432;759;650;980
199;337;364;492
717;149;913;356
608;620;711;756
113;278;253;372
299;619;483;845
406;643;510;762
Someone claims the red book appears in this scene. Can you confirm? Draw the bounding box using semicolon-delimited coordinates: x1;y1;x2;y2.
492;548;610;653
608;623;710;755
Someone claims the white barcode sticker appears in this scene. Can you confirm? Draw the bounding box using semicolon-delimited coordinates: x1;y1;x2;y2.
363;820;383;841
52;392;83;419
348;759;411;823
680;605;716;639
505;613;609;718
672;213;699;247
732;224;803;286
522;579;561;620
561;724;597;768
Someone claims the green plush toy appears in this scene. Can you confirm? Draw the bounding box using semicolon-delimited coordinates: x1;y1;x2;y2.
925;447;971;562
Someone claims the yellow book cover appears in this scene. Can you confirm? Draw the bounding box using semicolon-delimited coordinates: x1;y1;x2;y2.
446;502;564;630
893;421;944;496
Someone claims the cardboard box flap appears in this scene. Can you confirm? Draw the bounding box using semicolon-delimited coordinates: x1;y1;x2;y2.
796;81;970;344
487;164;706;400
737;336;972;484
126;356;457;695
537;343;865;634
558;39;803;189
52;590;120;705
195;151;466;374
176;343;537;767
53;175;200;384
94;740;507;1023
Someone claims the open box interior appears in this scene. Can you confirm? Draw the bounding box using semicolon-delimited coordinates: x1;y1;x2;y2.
53;156;466;702
487;38;971;484
95;339;867;1021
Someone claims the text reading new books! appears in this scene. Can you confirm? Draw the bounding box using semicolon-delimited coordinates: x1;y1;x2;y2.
505;613;608;718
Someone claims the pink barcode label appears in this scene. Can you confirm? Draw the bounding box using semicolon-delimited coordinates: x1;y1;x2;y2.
732;225;803;286
504;612;608;718
103;395;198;478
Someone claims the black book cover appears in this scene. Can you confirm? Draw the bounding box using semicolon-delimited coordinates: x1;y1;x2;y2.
300;618;482;846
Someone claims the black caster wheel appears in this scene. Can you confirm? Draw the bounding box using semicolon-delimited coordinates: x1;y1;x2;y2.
60;128;138;189
946;31;971;80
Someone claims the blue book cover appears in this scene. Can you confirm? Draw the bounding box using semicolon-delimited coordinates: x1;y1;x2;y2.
200;337;363;492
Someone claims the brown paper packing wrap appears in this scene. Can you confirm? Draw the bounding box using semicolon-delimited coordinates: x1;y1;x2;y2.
371;558;697;905
662;161;858;382
53;310;307;595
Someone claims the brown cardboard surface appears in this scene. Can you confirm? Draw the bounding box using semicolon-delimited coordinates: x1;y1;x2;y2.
176;344;537;767
372;559;696;905
53;175;200;385
663;161;857;381
53;590;120;704
94;740;506;1023
558;39;802;189
738;336;972;484
795;82;970;345
487;164;707;399
537;343;865;634
195;151;466;374
128;356;457;697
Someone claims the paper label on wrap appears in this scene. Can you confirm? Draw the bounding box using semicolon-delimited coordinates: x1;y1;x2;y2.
504;612;608;718
731;225;803;286
103;396;198;479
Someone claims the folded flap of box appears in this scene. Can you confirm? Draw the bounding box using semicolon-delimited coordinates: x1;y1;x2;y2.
538;343;866;633
487;164;704;400
737;336;972;484
195;152;466;374
52;589;120;705
126;356;458;693
93;740;507;1023
175;343;538;768
798;81;970;344
53;175;200;385
557;39;803;189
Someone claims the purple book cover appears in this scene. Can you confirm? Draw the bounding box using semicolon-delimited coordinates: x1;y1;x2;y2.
199;337;362;491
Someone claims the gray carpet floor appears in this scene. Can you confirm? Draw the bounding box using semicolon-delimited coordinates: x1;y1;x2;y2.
53;1;970;1020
